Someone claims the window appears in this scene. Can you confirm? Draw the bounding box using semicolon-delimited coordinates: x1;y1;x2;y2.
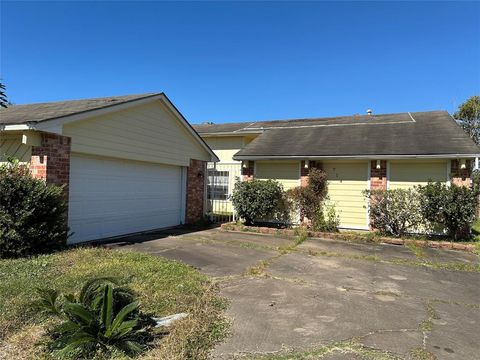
207;170;229;200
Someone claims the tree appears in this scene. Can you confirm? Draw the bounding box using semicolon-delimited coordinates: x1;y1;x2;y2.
0;81;8;108
454;95;480;144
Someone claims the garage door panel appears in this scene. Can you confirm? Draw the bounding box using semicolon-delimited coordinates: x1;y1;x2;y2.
69;154;183;243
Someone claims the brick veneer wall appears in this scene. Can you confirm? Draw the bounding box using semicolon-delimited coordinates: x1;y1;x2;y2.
242;160;255;181
300;161;321;186
186;159;206;223
30;132;71;192
370;160;387;190
450;159;472;187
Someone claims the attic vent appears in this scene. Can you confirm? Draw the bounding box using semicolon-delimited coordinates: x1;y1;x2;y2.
366;109;373;115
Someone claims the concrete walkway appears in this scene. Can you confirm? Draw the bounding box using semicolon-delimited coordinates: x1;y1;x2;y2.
109;228;480;360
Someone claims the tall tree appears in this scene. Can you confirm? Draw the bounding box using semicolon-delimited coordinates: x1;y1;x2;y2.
0;81;8;108
454;95;480;144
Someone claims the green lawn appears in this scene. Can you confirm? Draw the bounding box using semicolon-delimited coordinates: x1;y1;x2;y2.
0;248;228;359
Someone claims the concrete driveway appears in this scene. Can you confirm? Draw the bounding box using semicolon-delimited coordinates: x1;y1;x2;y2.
109;228;480;360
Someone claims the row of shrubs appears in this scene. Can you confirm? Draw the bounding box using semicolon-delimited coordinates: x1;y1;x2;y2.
231;169;340;232
231;168;480;241
366;182;479;240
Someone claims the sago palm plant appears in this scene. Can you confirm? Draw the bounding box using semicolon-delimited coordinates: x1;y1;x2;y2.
35;278;156;358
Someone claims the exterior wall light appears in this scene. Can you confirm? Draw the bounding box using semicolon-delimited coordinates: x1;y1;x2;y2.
376;160;381;169
460;159;467;170
304;160;309;169
242;161;249;169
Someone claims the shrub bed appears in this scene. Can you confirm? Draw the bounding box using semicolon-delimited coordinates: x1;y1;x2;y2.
365;182;479;240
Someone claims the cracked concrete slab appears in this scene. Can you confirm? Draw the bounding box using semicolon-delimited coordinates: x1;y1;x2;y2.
267;251;480;304
109;228;480;360
426;301;480;360
214;277;426;357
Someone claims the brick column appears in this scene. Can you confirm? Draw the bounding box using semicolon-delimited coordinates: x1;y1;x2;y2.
450;159;472;187
29;132;71;227
30;132;71;192
370;160;387;190
186;159;206;223
242;160;254;181
300;161;321;186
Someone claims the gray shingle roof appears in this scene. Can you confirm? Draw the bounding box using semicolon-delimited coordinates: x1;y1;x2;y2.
232;111;480;158
194;112;416;134
0;93;161;125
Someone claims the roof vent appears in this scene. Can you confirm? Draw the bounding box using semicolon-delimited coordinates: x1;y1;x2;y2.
366;109;373;115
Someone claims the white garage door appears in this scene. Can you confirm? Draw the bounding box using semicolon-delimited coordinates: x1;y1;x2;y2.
69;154;184;243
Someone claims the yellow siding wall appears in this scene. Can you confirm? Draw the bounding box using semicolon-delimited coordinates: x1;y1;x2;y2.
203;136;244;163
323;161;369;229
255;161;300;190
63;101;211;167
0;134;31;163
389;161;447;189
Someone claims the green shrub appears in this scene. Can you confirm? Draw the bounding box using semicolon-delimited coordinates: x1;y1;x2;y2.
287;168;339;231
0;161;69;258
312;203;340;232
364;188;423;237
231;179;285;225
417;182;479;240
35;278;156;358
286;169;328;221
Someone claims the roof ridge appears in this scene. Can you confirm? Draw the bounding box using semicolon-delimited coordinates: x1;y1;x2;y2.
2;92;161;108
194;110;447;131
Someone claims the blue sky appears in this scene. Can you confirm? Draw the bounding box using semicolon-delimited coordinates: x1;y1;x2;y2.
1;1;479;124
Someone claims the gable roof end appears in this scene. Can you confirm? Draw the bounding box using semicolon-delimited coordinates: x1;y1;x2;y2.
0;93;219;162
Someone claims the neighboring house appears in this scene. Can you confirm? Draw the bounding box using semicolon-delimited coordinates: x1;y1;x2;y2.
0;93;218;243
194;111;480;230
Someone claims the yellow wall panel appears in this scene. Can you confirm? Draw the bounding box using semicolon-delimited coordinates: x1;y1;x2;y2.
203;136;245;163
63;101;211;166
0;135;31;163
323;161;369;229
389;161;447;189
255;161;300;191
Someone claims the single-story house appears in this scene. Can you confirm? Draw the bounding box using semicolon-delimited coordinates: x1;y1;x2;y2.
194;111;480;230
0;93;218;243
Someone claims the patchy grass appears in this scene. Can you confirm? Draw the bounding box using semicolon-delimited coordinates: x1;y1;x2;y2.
305;248;480;272
409;348;438;360
245;259;272;277
245;340;401;359
307;249;380;262
387;258;480;272
407;242;425;258
0;247;228;359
